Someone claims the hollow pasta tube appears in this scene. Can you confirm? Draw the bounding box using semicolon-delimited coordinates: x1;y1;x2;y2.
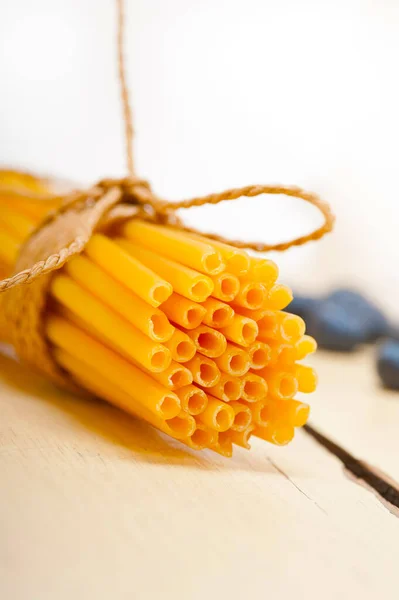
263;398;310;428
219;314;258;347
241;373;268;402
85;233;172;307
141;360;193;390
176;385;208;415
164;329;196;363
185;355;221;388
295;364;318;393
230;424;255;449
210;272;240;302
186;232;250;276
182;424;217;451
249;258;279;288
229;401;252;432
122;220;225;275
207;373;243;402
248;341;271;370
201;298;234;328
160;293;206;329
258;367;298;400
267;340;296;368
65;255;174;342
295;335;318;361
254;424;295;446
263;284;293;311
60;350;195;440
250;401;269;427
198;397;235;432
233;281;267;310
50;275;171;372
213;343;250;377
46;315;180;420
278;312;306;343
212;431;233;457
117;239;213;302
185;325;227;358
236;307;279;341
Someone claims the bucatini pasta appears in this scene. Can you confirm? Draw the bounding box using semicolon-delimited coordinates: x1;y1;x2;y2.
0;173;319;456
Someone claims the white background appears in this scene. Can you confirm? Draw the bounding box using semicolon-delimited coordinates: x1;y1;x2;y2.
1;0;398;318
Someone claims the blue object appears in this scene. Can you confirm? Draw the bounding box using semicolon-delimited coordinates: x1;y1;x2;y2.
287;288;391;352
327;289;389;342
377;339;399;390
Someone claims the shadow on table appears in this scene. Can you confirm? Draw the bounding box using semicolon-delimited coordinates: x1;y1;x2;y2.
0;351;274;474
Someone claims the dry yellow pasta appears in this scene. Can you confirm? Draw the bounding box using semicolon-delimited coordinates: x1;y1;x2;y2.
160;293;206;329
187;232;250;276
210;271;240;302
47;316;180;420
65;254;174;342
219;314;258;347
50;275;171;372
248;341;271;370
185;355;221;388
200;297;234;328
197;397;235;432
0;176;319;456
228;401;252;432
264;284;293;310
118;239;214;302
65;351;196;440
141;360;193;390
268;340;296;368
254;423;295;446
249;401;269;427
182;424;218;451
234;280;267;310
185;324;227;358
176;385;208;415
295;364;318;393
212;431;233;457
237;307;279;341
229;424;255;449
207;372;243;402
66;353;196;440
213;343;250;376
164;328;196;363
258;367;298;400
240;373;268;402
262;398;310;428
277;312;306;342
0;208;35;241
86;233;172;307
122;220;225;275
295;335;318;360
0;229;19;266
249;257;279;287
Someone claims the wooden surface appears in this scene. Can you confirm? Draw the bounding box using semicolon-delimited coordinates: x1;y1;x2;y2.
1;347;399;599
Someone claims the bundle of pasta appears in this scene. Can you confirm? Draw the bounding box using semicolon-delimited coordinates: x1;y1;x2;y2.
0;171;317;457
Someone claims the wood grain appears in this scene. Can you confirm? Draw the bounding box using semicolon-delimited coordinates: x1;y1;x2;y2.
1;349;399;599
309;348;399;480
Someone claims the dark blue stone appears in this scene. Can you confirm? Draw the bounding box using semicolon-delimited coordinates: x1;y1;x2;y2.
306;298;365;351
377;339;399;390
288;288;392;352
327;289;389;342
286;295;321;322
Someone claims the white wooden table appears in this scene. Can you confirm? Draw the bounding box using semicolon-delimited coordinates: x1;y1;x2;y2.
1;347;399;599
